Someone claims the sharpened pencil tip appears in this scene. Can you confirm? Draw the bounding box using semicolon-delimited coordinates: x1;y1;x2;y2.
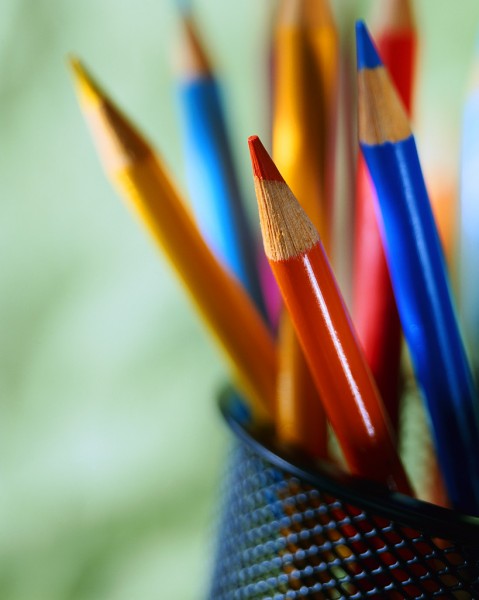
68;56;152;172
67;54;81;74
177;11;211;78
356;21;383;70
249;136;320;261
248;136;284;183
68;56;104;106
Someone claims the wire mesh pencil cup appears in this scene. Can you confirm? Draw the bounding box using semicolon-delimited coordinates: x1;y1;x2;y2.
209;389;479;599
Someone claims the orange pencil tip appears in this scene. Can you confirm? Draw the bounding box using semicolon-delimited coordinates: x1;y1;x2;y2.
248;136;284;183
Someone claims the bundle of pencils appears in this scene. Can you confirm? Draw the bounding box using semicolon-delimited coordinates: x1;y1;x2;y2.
70;2;479;517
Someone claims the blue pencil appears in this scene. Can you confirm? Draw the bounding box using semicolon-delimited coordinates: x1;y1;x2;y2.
356;21;479;515
176;15;268;321
459;50;479;380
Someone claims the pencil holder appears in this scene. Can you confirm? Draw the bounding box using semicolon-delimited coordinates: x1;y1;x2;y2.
209;389;479;599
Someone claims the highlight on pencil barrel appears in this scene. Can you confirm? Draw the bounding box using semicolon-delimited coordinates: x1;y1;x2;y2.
356;21;479;516
68;57;277;421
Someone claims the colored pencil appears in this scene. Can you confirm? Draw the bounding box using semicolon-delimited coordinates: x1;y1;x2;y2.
276;316;327;458
273;0;338;250
249;135;412;495
352;0;416;434
272;0;338;458
176;13;268;321
459;48;479;380
357;21;479;514
69;58;277;419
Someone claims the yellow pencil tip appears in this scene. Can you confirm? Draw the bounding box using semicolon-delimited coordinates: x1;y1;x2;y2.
67;55;104;107
67;54;82;75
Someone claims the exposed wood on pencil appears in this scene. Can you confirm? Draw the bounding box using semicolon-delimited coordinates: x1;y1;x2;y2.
254;178;320;261
176;14;211;79
357;68;411;144
70;58;151;172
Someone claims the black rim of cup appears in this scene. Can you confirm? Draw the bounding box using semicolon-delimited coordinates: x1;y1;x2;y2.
219;387;479;545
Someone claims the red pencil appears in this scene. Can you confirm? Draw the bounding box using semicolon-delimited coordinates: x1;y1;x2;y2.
352;0;416;433
249;135;412;495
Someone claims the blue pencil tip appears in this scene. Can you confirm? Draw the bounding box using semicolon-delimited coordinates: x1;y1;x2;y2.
356;21;383;70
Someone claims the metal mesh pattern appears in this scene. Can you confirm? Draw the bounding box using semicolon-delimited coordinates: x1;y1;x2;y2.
209;401;479;599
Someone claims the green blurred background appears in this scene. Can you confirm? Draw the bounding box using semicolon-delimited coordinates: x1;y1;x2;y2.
1;1;479;598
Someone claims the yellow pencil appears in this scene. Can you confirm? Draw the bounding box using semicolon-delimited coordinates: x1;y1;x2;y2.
273;0;338;246
272;0;338;458
69;58;276;418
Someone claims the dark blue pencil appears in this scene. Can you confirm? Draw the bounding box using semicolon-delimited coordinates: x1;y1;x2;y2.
356;21;479;515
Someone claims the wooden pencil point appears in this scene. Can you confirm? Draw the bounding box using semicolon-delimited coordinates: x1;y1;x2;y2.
177;14;211;79
357;38;411;144
69;61;152;173
68;56;105;107
249;137;320;261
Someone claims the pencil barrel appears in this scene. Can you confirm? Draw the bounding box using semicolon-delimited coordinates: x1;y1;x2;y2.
209;389;479;599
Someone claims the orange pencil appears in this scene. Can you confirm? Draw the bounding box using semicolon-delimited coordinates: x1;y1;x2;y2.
249;135;412;495
352;0;417;433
